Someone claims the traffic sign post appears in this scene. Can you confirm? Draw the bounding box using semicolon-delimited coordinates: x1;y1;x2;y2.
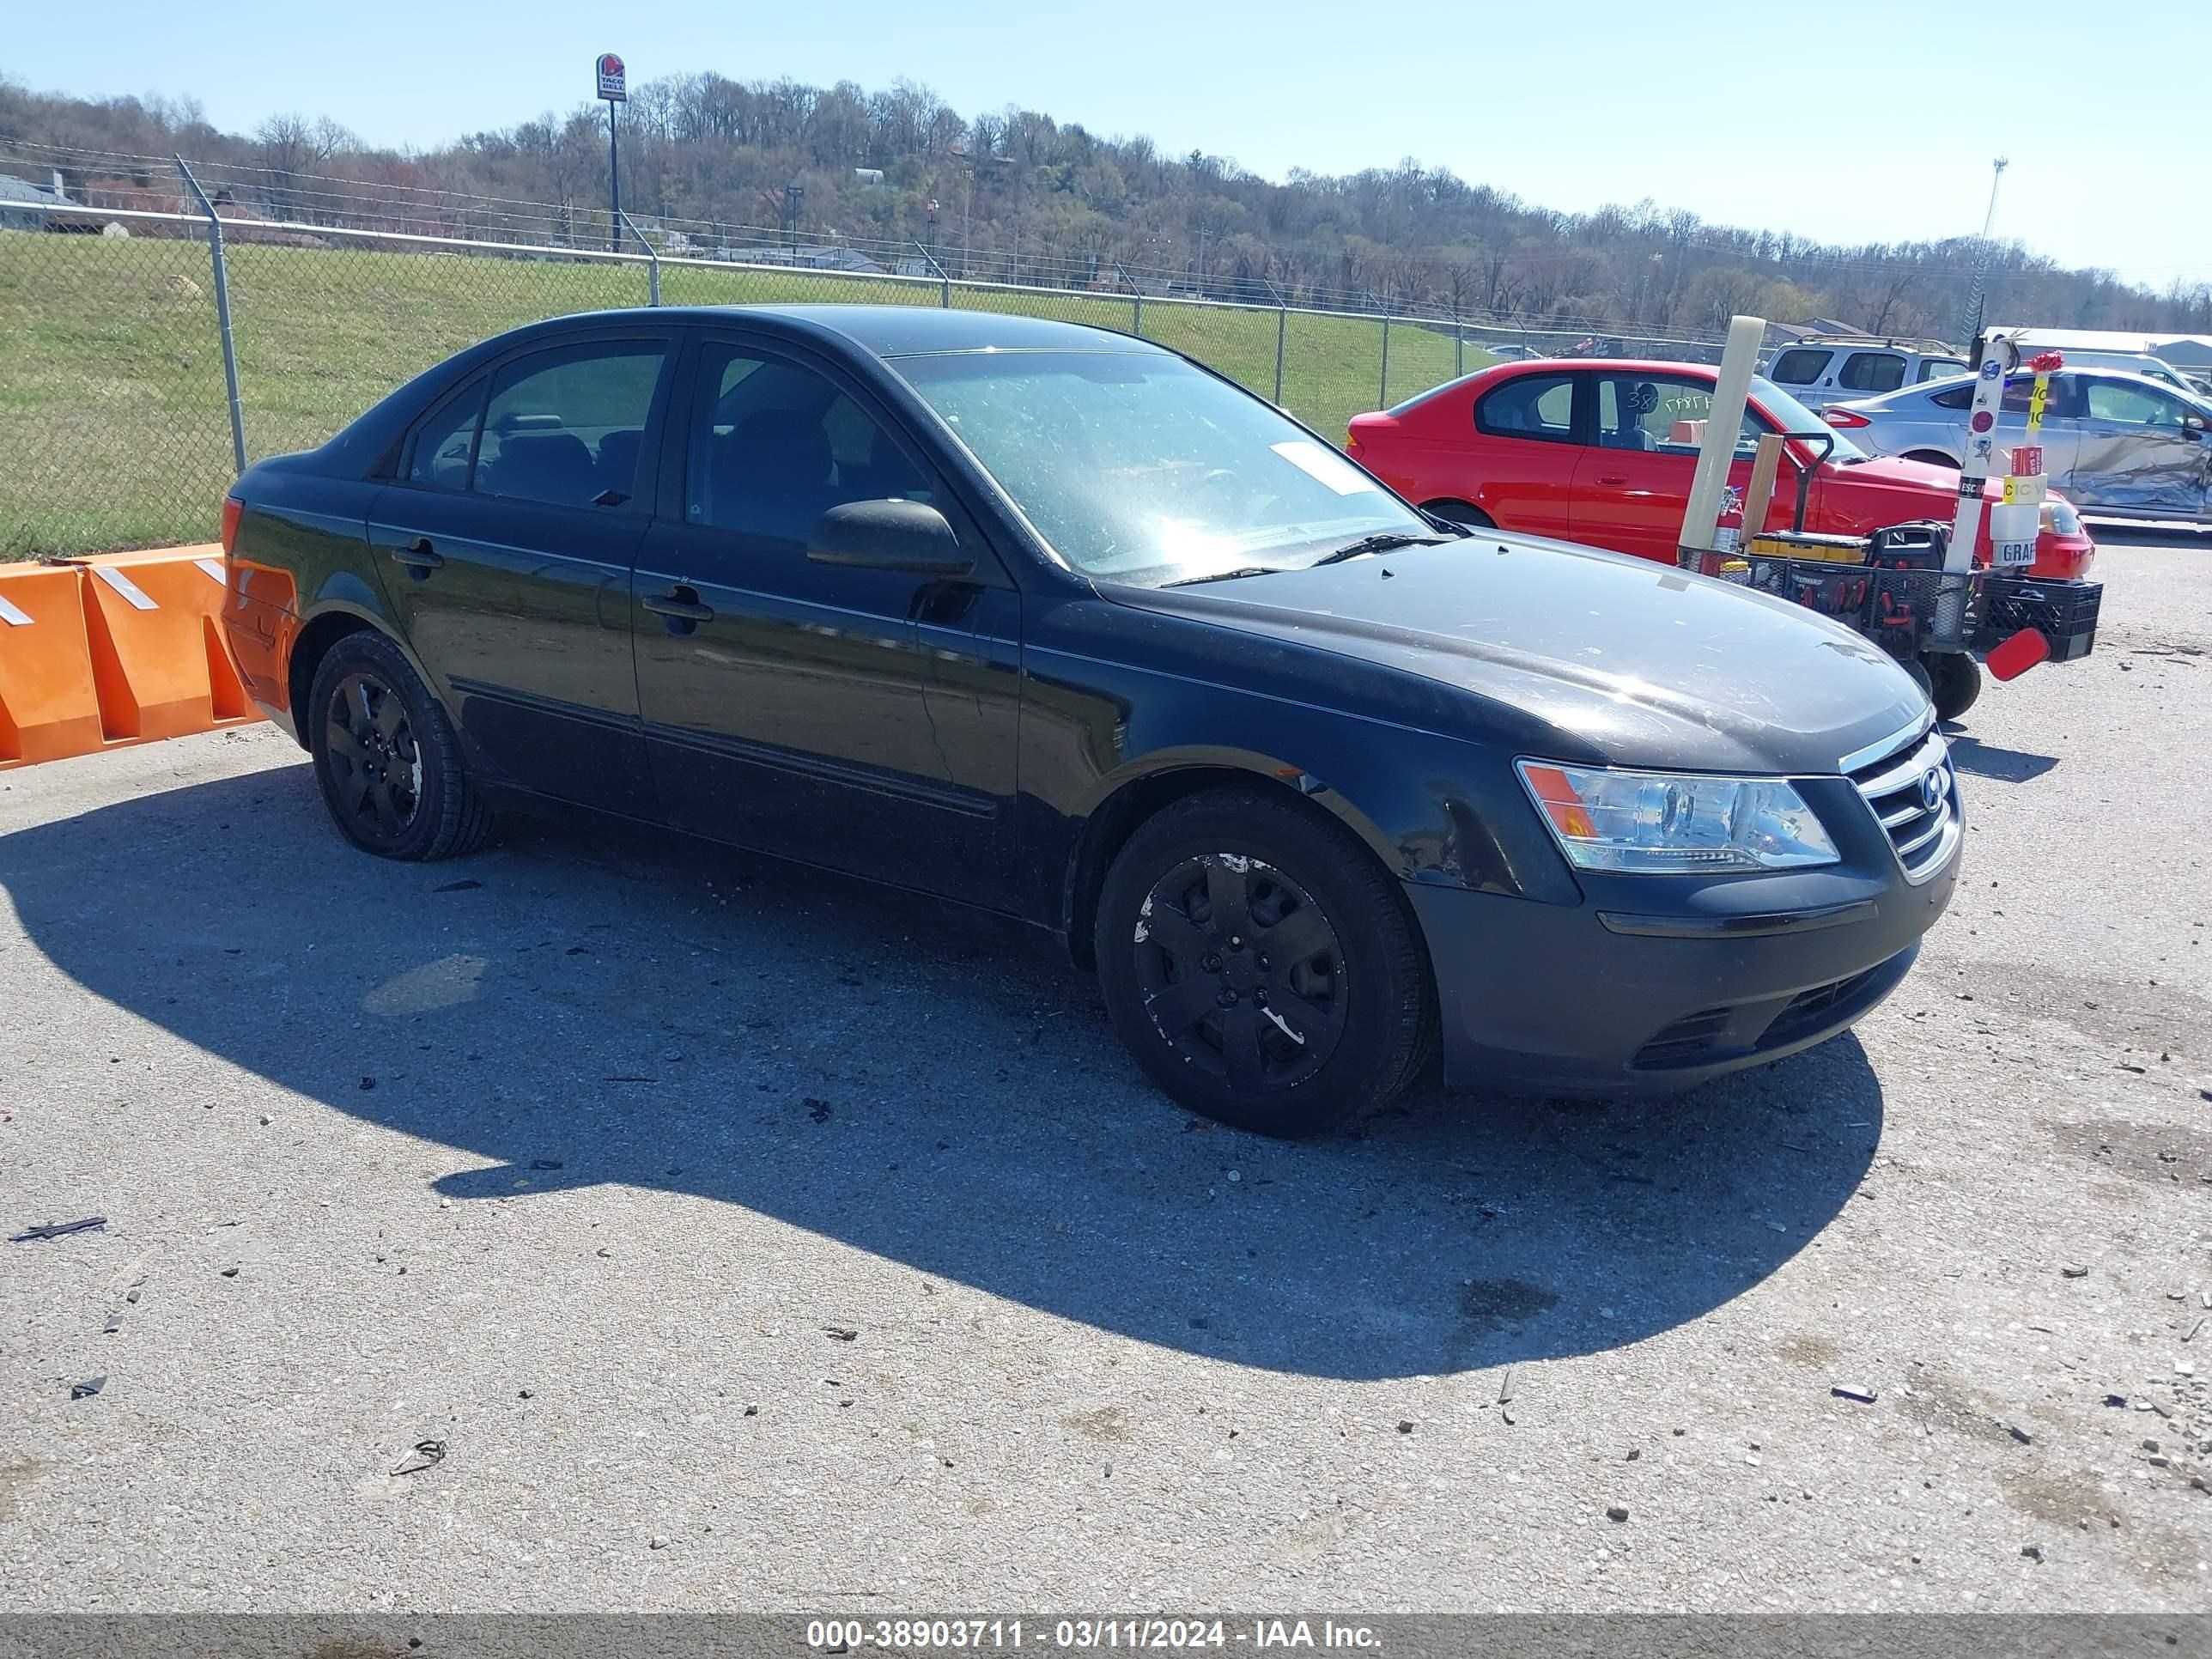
597;53;627;253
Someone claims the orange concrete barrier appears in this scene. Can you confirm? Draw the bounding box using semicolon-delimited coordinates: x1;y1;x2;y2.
0;546;262;771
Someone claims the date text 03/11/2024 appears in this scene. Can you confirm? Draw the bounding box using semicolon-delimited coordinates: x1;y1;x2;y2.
805;1619;1385;1650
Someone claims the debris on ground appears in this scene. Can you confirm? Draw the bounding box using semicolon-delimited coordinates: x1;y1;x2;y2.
823;1326;859;1342
1606;1506;1630;1522
1498;1366;1516;1405
2060;1264;2089;1278
359;1077;376;1091
2004;1423;2033;1445
391;1440;447;1476
219;1266;239;1278
650;1534;669;1550
102;1314;122;1334
806;1099;833;1122
432;878;482;893
11;1217;106;1243
1396;1420;1414;1434
529;1158;564;1170
70;1376;106;1400
1832;1383;1878;1404
744;1403;758;1417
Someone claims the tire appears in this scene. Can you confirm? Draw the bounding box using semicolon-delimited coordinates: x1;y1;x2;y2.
1424;499;1495;532
1094;785;1434;1137
307;629;495;861
1921;650;1984;723
1903;450;1959;470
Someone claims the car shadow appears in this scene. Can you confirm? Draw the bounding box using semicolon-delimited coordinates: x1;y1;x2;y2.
0;763;1886;1382
1946;733;2061;783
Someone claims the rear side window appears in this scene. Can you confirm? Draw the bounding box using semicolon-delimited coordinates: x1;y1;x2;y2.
1917;358;1967;382
1474;373;1577;443
474;341;667;508
1840;352;1906;393
1769;349;1829;386
406;380;486;489
1929;384;1974;410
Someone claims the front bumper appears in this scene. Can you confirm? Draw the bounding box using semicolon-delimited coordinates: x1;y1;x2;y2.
1407;833;1958;1096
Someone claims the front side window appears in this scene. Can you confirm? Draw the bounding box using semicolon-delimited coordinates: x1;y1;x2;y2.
2083;379;2189;427
685;344;933;543
1474;373;1577;443
474;341;666;508
892;349;1434;586
1768;348;1830;386
1596;374;1759;457
1839;352;1906;393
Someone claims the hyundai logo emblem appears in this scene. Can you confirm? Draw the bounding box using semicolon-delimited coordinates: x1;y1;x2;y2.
1919;768;1946;812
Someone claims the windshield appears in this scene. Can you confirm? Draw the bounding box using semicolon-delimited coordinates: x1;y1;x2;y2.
891;349;1438;586
1753;376;1867;461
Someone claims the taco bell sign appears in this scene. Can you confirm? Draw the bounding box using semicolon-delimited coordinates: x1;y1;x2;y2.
596;52;627;102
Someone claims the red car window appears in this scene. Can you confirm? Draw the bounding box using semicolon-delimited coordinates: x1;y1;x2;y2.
1474;374;1577;443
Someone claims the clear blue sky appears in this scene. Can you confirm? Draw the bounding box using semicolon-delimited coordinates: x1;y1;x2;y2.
10;0;2206;289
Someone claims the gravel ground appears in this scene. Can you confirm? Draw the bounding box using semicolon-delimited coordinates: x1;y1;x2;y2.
2;533;2208;1614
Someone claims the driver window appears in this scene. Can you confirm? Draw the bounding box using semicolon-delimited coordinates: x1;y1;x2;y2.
687;344;933;542
2084;380;2183;427
1598;375;1762;457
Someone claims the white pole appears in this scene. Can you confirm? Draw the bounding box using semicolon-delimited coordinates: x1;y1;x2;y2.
1948;331;2018;574
1680;313;1767;555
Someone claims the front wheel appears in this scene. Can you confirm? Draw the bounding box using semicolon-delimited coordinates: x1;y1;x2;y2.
1095;787;1433;1137
1920;650;1984;722
307;629;495;860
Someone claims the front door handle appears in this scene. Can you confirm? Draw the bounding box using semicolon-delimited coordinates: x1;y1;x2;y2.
389;538;443;573
641;586;714;623
1593;473;1630;487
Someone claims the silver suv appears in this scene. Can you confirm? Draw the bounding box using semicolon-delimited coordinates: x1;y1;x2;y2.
1765;335;1969;410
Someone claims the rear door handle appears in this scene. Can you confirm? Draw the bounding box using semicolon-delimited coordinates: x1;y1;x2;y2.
1593;473;1629;487
641;586;714;623
389;538;443;572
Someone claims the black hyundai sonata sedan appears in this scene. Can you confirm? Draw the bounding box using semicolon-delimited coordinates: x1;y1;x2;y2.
221;305;1959;1136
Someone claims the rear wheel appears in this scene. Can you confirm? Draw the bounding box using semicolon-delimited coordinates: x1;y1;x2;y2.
307;630;495;861
1424;499;1495;532
1095;786;1433;1137
1920;650;1984;723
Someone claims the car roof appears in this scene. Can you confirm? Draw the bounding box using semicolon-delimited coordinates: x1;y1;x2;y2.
482;303;1165;361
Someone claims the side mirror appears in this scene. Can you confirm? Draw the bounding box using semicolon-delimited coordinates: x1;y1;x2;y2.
807;499;973;577
2183;414;2209;439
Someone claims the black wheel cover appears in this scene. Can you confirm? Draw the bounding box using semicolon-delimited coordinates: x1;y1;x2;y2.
1131;853;1348;1092
323;672;424;848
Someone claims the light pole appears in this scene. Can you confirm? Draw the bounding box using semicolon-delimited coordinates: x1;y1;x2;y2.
1962;156;2009;347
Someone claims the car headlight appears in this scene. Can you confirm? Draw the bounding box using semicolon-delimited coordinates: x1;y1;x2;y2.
1516;760;1840;874
2039;500;2081;537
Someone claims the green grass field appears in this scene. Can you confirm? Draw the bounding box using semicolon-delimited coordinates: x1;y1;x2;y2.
1;231;1485;559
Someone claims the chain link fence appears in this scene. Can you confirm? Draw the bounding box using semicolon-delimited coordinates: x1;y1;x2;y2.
3;191;1725;559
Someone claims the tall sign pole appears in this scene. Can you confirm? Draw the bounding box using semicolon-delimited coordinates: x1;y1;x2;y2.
596;52;627;252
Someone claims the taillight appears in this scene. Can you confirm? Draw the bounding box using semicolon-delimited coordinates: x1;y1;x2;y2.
1825;409;1872;429
221;496;243;554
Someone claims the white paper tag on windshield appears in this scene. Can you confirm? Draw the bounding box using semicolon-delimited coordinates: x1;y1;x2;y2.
1271;440;1379;496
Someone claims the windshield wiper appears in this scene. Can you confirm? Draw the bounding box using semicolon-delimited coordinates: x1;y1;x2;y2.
1306;532;1455;568
1161;566;1281;588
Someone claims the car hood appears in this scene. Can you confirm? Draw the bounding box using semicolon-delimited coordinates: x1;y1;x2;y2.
1109;534;1929;776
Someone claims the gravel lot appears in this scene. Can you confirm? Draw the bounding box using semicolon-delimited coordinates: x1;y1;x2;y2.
2;533;2208;1615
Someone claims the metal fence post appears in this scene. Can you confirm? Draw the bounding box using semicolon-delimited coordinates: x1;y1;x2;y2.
1379;306;1392;410
620;213;659;304
1453;307;1463;380
914;240;951;307
1116;264;1142;337
1263;279;1287;407
174;157;246;477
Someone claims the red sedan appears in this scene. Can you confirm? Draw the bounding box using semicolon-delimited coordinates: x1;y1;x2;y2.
1346;359;2096;581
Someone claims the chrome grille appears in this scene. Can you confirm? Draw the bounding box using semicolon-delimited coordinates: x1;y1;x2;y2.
1846;720;1960;884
